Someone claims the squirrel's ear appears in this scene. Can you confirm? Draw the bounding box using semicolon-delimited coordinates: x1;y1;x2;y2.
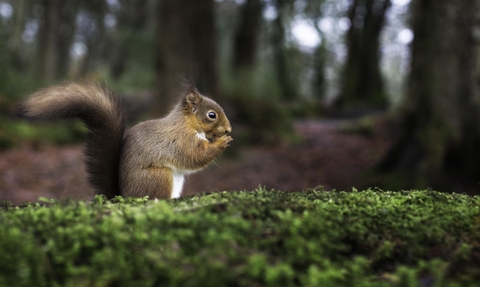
185;90;202;114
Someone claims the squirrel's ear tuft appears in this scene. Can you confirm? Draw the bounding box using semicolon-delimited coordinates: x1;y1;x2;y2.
181;77;202;114
181;76;197;92
185;90;202;114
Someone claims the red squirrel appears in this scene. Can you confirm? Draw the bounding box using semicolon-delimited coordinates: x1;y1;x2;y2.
22;80;232;199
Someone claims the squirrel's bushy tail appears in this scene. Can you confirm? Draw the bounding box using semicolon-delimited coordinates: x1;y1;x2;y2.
22;81;126;198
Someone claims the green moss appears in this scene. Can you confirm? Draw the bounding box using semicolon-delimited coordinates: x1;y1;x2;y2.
1;188;479;286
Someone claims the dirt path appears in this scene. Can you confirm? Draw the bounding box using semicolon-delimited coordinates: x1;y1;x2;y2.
0;120;392;204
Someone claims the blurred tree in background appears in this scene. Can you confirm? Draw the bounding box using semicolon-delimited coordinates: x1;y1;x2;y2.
375;0;480;191
0;0;401;118
335;0;391;110
2;0;480;191
109;0;150;79
155;0;218;115
233;0;263;70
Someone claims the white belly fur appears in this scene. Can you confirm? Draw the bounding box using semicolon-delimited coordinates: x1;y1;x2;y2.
171;172;185;199
168;166;198;199
167;131;206;199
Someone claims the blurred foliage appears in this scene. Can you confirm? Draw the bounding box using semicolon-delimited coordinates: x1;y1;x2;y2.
0;0;413;147
0;1;339;144
372;0;480;192
223;70;296;145
0;118;87;150
1;187;480;286
338;115;378;137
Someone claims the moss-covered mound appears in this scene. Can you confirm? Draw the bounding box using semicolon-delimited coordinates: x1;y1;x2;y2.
1;188;479;286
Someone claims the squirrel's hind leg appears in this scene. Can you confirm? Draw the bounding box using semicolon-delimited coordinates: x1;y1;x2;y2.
122;167;173;199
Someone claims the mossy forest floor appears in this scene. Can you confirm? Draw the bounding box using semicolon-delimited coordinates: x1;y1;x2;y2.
1;188;480;286
1;118;480;286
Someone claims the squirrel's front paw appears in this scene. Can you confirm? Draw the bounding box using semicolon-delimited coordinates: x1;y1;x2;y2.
215;135;233;148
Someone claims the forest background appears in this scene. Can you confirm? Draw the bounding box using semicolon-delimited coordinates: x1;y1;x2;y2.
1;0;479;202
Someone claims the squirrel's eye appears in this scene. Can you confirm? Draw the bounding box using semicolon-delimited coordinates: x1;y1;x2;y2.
208;111;217;119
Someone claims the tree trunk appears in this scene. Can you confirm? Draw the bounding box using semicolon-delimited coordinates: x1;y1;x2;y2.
9;0;27;73
109;0;149;79
36;1;81;80
37;0;61;81
272;0;296;101
55;2;78;78
78;2;108;77
155;0;218;116
312;42;327;100
233;0;263;70
375;0;480;192
336;0;391;109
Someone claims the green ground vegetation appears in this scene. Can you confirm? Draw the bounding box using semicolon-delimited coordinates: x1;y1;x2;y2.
1;188;479;286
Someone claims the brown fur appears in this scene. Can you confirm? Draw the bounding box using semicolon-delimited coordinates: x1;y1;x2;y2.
22;80;232;199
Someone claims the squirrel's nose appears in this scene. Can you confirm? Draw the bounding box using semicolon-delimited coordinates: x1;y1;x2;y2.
226;126;232;134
